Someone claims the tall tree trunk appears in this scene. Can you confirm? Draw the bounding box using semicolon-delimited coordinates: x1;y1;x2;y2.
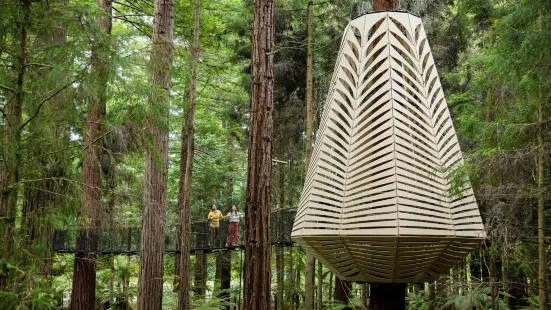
373;0;398;10
244;0;274;308
288;159;294;207
193;252;207;296
137;0;174;307
361;283;368;310
295;268;301;309
427;282;436;310
176;0;200;308
289;247;295;310
334;277;350;307
0;0;30;290
104;156;117;307
70;0;111;308
304;2;316;308
305;0;313;169
276;164;285;310
305;255;315;310
328;272;333;304
490;251;500;310
219;251;232;309
502;254;510;307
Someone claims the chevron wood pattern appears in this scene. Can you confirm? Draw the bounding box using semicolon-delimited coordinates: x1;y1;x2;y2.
291;11;485;283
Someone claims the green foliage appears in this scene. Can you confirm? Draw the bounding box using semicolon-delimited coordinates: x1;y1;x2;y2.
189;294;236;310
0;282;58;310
407;290;429;310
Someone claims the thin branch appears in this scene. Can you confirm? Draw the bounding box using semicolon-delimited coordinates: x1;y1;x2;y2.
20;128;114;165
18;67;89;133
0;83;17;93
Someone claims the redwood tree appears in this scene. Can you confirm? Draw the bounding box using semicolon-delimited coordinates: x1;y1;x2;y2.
243;0;275;308
70;0;111;308
177;0;200;308
137;0;175;307
373;0;398;10
304;1;315;308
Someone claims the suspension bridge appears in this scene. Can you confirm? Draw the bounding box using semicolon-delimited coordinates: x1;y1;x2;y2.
52;208;297;254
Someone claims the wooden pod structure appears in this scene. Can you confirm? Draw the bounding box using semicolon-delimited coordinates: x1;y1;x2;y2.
292;11;485;283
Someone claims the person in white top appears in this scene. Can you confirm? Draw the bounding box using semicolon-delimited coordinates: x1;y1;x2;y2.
225;205;243;246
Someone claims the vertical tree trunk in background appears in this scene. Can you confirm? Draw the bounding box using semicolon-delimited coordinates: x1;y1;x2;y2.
219;251;232;309
176;0;200;308
328;272;333;303
295;268;302;309
305;0;313;169
276;164;285;310
304;2;316;308
70;0;111;308
105;158;117;307
305;254;315;310
427;282;435;310
334;277;350;306
193;252;207;295
372;0;398;10
0;0;30;290
244;0;274;308
502;254;510;307
289;247;295;310
490;252;499;310
288;158;294;207
276;246;284;310
137;0;174;307
317;261;323;310
361;283;368;309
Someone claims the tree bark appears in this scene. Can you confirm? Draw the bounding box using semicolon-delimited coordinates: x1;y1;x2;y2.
361;283;368;310
137;0;174;307
70;0;111;308
334;277;350;307
276;164;285;310
305;0;313;170
304;1;316;308
219;251;232;309
372;0;398;10
427;282;436;310
305;254;315;310
328;272;333;304
176;0;200;308
193;252;207;296
243;0;274;308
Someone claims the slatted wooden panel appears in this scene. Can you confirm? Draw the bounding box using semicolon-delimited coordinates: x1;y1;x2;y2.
292;11;485;283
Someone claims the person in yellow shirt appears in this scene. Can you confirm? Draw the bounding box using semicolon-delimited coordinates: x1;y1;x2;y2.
207;204;224;247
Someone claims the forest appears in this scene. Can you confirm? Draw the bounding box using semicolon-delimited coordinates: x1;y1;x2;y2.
0;0;550;309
